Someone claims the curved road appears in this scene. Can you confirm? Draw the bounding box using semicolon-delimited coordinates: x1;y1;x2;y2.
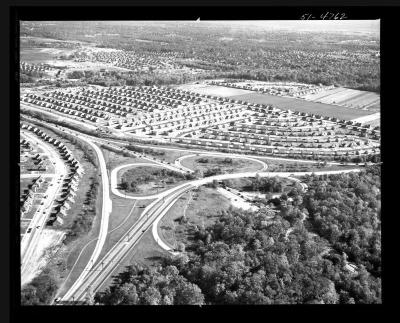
61;136;112;301
150;169;360;253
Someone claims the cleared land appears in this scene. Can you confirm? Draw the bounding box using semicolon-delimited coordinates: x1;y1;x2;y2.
159;186;232;249
230;92;372;120
302;87;380;111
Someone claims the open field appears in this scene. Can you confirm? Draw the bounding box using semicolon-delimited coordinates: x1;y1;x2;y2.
180;155;263;173
94;197;151;265
20;48;74;64
175;83;253;97
230;92;373;120
302;87;380;111
101;148;150;171
159;186;232;248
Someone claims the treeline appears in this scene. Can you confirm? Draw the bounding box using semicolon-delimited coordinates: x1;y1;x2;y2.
302;166;381;277
94;166;380;305
21;268;59;305
21;21;379;92
125;144;165;156
94;265;204;305
64;177;100;244
120;168;195;192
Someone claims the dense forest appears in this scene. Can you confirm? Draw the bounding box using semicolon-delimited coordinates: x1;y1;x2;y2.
94;166;381;305
20;21;380;92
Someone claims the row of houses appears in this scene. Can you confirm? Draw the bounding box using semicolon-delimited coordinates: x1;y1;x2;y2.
20;176;44;217
88;50;182;73
20;61;55;74
21;123;85;225
174;136;380;160
209;80;335;98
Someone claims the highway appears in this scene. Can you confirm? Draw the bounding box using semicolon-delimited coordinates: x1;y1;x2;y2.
20;114;365;303
60;135;112;301
60;166;362;302
21;112;365;168
21;131;67;286
59;183;195;303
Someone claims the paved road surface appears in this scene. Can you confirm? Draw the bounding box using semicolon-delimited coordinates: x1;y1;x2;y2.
21;131;67;286
60;136;112;301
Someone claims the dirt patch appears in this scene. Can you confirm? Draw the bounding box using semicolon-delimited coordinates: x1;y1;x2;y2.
22;229;65;287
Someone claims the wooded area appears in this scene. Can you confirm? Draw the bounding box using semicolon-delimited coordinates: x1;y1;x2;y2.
95;166;381;305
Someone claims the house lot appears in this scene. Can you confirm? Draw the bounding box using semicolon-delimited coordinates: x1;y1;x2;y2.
21;84;380;162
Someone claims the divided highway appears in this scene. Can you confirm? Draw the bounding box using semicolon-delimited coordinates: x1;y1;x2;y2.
20;114;365;304
60;183;195;303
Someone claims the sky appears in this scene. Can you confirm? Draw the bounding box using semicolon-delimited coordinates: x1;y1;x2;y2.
204;20;380;35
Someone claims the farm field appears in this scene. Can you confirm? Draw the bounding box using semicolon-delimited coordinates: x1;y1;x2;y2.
20;48;73;64
230;92;373;120
302;87;380;112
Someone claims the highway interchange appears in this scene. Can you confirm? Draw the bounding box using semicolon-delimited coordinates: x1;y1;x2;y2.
21;112;365;305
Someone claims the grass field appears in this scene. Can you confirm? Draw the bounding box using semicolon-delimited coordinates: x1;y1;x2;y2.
94;196;151;265
20;48;70;64
148;148;193;164
230;92;372;120
180;155;263;173
159;186;232;248
302;87;380;111
101;148;149;171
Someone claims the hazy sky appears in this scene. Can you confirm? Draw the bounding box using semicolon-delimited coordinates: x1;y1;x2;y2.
205;20;380;34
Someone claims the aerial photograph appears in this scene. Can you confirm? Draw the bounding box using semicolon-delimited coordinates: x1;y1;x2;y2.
19;20;381;305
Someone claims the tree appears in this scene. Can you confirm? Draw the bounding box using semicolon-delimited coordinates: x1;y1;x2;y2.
21;285;40;305
119;181;128;191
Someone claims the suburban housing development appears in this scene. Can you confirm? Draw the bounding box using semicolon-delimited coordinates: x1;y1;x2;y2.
19;20;381;305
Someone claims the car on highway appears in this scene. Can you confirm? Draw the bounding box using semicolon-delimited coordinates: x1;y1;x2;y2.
27;228;32;233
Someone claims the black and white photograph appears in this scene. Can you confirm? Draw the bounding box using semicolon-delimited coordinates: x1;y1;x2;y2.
17;18;381;306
